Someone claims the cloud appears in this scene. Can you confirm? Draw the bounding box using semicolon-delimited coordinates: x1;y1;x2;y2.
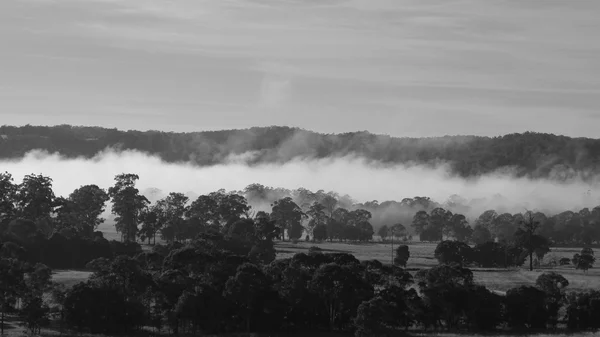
1;149;599;221
2;0;600;137
259;73;292;109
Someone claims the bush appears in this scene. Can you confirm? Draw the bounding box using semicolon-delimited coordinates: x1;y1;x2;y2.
559;258;571;266
308;246;323;254
505;286;549;329
472;242;526;268
565;290;600;331
63;282;145;334
434;241;473;266
394;245;409;267
465;285;503;331
573;248;595;273
313;224;328;242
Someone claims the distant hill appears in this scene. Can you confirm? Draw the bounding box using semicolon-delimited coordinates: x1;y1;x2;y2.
1;124;599;180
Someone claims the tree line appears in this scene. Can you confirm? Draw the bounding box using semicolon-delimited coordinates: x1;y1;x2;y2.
2;124;600;180
2;172;600;268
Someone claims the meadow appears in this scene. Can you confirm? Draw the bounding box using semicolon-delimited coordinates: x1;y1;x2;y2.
53;227;600;295
38;227;600;337
275;240;600;293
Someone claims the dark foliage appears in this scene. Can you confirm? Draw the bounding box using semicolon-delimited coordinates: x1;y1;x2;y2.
3;125;600;180
505;286;549;329
1;167;600;335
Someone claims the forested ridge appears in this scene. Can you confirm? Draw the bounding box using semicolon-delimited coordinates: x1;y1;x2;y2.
2;124;600;179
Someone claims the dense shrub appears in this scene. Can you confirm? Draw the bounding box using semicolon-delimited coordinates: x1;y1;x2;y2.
394;245;409;267
63;282;145;334
434;241;473;266
505;286;549;329
565;290;600;331
472;242;526;268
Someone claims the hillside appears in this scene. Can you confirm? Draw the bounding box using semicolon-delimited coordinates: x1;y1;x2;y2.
1;124;600;180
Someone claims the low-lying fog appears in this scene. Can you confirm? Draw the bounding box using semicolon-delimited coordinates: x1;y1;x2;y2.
2;149;599;220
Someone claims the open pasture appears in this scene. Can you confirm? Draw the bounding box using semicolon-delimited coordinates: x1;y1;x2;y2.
79;227;600;294
276;240;439;267
52;270;93;288
275;241;600;293
97;222;122;242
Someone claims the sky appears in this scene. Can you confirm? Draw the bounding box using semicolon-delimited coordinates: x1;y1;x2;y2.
1;0;599;137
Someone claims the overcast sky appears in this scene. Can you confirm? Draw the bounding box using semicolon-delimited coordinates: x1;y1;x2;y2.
1;0;599;137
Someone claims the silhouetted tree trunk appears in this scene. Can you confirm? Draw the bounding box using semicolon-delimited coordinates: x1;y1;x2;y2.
530;252;534;271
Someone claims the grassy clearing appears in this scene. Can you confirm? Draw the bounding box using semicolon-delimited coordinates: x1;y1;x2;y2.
52;270;93;288
276;241;439;267
91;227;599;294
276;241;600;293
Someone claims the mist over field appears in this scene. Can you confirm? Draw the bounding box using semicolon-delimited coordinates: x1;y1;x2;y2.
2;149;599;221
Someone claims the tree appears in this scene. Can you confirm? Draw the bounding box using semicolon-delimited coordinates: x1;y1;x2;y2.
505;286;549;329
391;223;406;239
565;290;600;330
223;263;270;332
15;174;55;224
411;210;429;236
348;209;372;224
395;245;410;267
573;248;595;273
494;213;518;242
0;258;26;335
354;297;394;337
21;296;50;334
464;285;503;331
313;223;327;242
138;205;162;245
326;218;344;242
254;213;280;241
429;207;453;241
320;195;338;217
55;185;109;238
434;240;473;266
157;193;189;243
356;221;374;242
377;225;389;242
0;172;16;224
21;263;53;334
271;197;304;241
306;202;328;240
514;212;547;271
415;264;474;329
108;174;149;242
215;192;251;226
536;272;569;327
311;263;373;331
63;281;144;334
471;224;492;244
332;207;350;224
475;210;498;233
449;214;472;242
248;241;276;265
186;194;219;229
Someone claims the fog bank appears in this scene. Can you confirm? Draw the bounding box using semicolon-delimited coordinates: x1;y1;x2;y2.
1;149;599;218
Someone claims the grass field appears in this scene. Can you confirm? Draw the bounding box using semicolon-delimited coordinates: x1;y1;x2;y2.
55;226;600;295
275;240;600;293
31;233;600;337
52;270;93;288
